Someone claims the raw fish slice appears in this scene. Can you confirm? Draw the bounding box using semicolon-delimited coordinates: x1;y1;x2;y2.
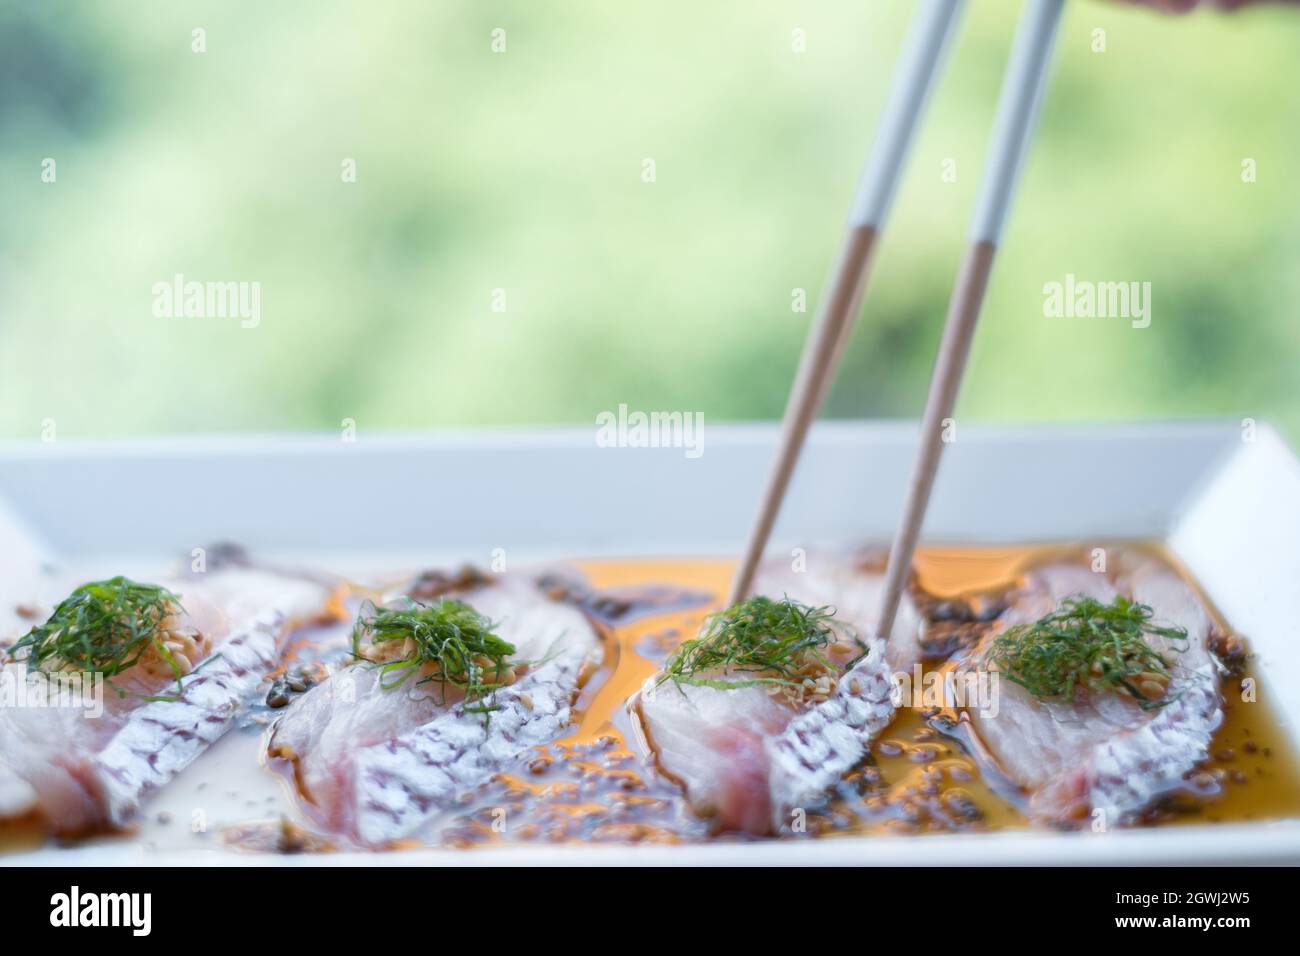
268;573;601;845
962;560;1222;825
758;561;921;824
1064;564;1222;823
632;673;795;834
635;554;923;834
0;568;336;836
352;645;591;845
962;564;1126;796
0;765;37;820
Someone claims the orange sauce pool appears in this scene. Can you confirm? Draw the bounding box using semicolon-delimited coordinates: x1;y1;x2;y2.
9;545;1300;853
429;545;1300;845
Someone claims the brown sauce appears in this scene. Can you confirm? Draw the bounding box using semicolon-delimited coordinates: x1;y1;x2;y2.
432;545;1300;847
8;544;1300;854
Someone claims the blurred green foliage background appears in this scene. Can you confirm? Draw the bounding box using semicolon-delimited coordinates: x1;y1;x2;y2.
1;1;1296;441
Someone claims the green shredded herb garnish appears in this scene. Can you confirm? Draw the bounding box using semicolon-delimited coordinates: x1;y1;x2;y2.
351;598;517;710
657;595;859;691
988;594;1188;709
7;576;188;695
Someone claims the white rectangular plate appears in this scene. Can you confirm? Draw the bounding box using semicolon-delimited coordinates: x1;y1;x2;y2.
2;420;1297;865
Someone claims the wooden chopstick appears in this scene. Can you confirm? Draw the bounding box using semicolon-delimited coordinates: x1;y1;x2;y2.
875;0;1065;640
728;0;966;606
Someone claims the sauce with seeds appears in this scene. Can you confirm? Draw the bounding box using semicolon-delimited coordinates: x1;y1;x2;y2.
5;544;1299;854
428;546;1300;846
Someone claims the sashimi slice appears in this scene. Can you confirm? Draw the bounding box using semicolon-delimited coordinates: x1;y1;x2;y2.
634;554;923;834
268;572;602;846
961;559;1223;826
0;566;338;836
